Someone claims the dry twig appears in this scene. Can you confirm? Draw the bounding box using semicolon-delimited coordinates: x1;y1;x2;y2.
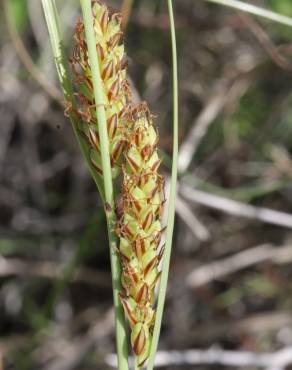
3;0;62;103
239;12;292;71
186;243;292;288
176;195;210;241
0;257;111;288
180;184;292;229
178;82;231;173
106;346;292;369
121;0;134;29
44;309;114;370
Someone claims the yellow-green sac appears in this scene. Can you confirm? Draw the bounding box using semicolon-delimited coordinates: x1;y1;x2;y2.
118;103;165;367
70;0;130;178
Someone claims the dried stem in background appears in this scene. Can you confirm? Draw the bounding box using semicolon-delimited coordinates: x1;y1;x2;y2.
121;0;134;30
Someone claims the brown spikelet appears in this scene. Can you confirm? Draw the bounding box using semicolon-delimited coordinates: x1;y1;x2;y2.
70;1;130;178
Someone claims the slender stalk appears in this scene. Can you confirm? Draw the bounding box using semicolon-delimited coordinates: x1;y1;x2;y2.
4;0;62;103
121;0;134;29
146;0;178;369
205;0;292;27
41;0;105;200
79;2;129;370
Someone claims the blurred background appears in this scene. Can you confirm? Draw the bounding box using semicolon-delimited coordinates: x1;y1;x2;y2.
1;0;292;369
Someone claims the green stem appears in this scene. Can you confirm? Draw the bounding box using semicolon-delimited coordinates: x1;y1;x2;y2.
79;1;129;370
205;0;292;27
146;0;178;369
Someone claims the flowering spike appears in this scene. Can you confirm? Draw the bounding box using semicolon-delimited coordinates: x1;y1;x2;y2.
70;1;130;179
117;102;165;366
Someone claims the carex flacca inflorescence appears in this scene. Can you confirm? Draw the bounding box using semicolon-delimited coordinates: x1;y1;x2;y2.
70;1;165;367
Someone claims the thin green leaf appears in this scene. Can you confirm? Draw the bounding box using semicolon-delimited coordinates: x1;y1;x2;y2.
146;0;178;369
206;0;292;27
79;1;129;370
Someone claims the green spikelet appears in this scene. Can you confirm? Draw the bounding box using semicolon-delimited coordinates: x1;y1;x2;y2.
70;0;130;178
118;103;165;367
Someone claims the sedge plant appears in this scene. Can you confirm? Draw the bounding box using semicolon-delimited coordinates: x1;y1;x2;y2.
40;0;292;369
41;0;177;369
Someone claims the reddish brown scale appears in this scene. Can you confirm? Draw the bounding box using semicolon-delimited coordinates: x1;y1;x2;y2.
121;80;132;102
75;109;91;124
123;223;135;238
123;194;133;211
119;56;128;71
108;32;123;49
111;12;123;27
108;79;120;101
130;101;149;119
133;128;144;147
152;229;164;246
102;59;114;80
149;232;161;248
133;328;146;356
85;76;94;89
90;158;103;176
122;192;141;216
96;43;105;60
141;144;153;160
158;244;165;262
151;158;162;172
99;7;109;32
128;267;140;285
136;284;149;304
150;271;161;290
118;106;126;119
142;211;153;231
138;172;151;186
132;238;146;259
157;198;166;218
143;256;158;278
77;129;91;147
116;218;133;237
138;358;148;369
64;101;74;117
132;197;142;213
120;294;137;326
123;190;160;212
115;195;124;220
89;127;100;152
125;153;140;173
107;114;118;139
110;140;125;165
76;92;94;110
